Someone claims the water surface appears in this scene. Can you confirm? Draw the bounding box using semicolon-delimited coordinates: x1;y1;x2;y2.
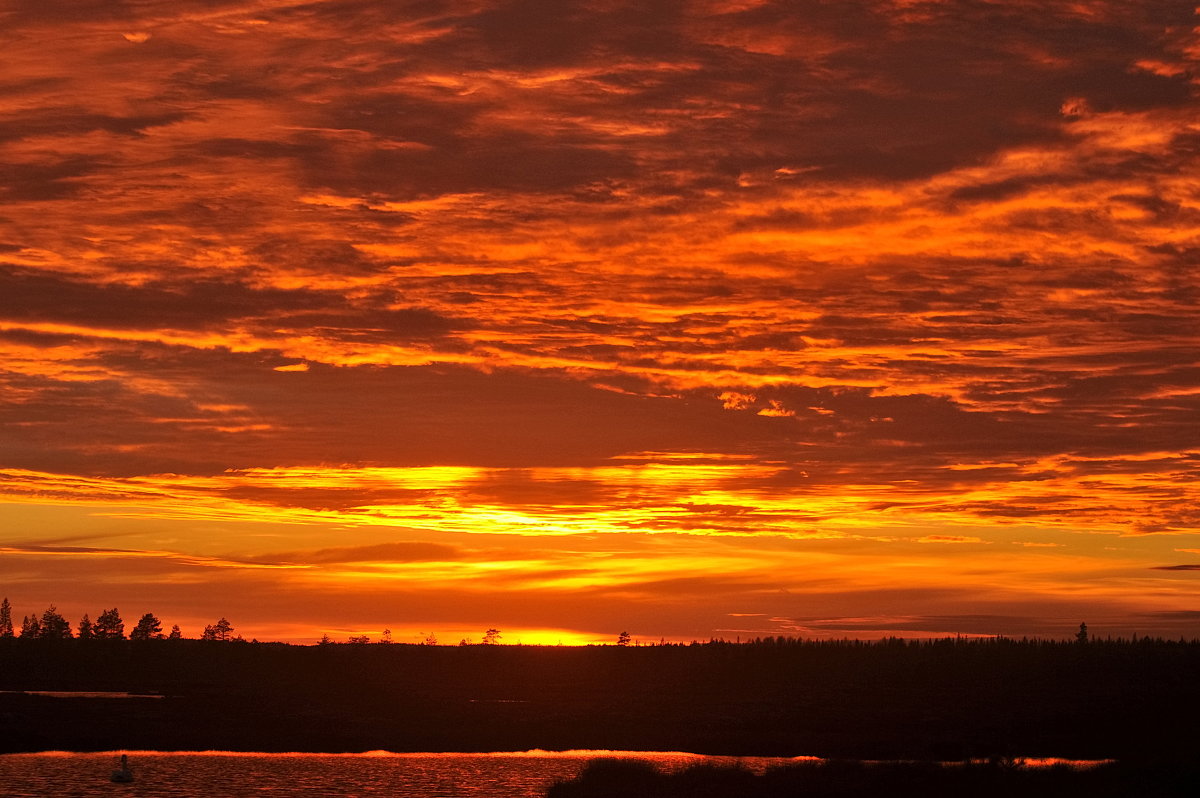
0;750;792;797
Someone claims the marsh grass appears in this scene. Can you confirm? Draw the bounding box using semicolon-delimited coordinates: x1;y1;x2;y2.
548;757;1200;798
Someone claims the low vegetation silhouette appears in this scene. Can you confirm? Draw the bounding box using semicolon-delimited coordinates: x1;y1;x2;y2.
549;758;1200;798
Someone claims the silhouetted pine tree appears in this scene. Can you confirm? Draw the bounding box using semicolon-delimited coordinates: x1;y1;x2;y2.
130;612;164;640
0;597;13;638
19;615;40;638
201;617;234;641
94;608;125;639
38;605;72;639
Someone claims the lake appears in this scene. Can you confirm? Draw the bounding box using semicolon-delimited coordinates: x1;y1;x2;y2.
0;750;801;797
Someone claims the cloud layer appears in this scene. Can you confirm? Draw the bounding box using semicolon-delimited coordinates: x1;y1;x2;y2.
1;0;1198;641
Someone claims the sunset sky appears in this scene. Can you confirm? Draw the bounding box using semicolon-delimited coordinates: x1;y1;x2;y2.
1;0;1198;645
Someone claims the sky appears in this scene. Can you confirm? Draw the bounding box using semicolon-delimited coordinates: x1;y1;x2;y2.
1;0;1198;645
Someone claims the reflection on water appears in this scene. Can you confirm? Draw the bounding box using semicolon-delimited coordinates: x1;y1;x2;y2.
0;750;795;798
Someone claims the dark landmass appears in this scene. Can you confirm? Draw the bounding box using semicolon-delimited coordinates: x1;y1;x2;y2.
1;637;1197;761
548;758;1200;798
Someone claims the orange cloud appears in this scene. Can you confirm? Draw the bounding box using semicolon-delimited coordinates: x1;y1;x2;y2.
1;0;1198;641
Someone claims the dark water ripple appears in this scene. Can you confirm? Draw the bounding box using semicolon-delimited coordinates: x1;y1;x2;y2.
0;750;789;798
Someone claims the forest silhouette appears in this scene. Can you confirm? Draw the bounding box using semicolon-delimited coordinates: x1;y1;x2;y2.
2;624;1198;763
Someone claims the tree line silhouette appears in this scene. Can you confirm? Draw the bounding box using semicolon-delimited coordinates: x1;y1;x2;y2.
2;608;1198;760
1;595;1186;649
0;597;234;642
